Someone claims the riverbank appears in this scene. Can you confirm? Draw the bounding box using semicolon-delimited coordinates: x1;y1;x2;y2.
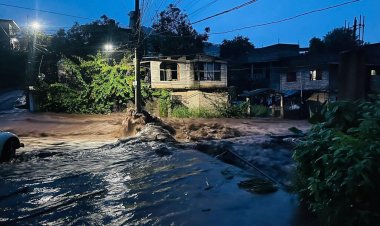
0;112;311;146
0;112;310;147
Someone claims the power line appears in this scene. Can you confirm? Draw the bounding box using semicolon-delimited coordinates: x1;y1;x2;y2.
192;0;258;25
189;0;219;17
211;0;361;35
0;3;97;21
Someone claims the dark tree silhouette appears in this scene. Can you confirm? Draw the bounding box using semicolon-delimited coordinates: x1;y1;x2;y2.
150;4;208;55
308;37;326;54
323;27;358;52
220;35;254;59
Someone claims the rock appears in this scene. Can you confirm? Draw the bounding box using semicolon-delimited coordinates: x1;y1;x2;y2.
238;178;278;194
135;123;176;143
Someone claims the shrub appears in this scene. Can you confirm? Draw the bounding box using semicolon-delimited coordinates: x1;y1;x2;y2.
293;96;380;226
213;101;248;118
171;105;191;118
171;106;219;118
250;105;270;117
36;53;152;114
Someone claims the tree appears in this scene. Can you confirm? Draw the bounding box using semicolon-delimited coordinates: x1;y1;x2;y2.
37;52;152;113
150;4;209;55
323;27;358;52
308;37;326;54
220;35;254;59
51;15;133;58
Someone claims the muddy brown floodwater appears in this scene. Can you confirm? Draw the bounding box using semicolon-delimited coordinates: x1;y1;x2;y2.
0;111;313;225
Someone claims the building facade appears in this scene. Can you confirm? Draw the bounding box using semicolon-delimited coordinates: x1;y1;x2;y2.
143;54;228;109
0;19;20;50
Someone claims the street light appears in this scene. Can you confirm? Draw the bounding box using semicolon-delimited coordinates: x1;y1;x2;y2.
104;43;114;52
30;21;41;31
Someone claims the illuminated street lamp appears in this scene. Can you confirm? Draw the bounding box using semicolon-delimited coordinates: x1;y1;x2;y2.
104;43;114;52
30;21;41;31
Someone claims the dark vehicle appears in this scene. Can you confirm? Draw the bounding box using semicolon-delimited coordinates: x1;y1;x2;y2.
0;131;23;162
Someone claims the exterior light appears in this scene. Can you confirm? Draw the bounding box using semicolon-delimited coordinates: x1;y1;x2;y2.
104;43;114;52
31;21;41;30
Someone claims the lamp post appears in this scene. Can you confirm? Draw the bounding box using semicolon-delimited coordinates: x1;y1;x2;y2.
26;21;41;112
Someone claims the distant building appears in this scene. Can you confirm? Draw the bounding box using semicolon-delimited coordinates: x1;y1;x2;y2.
0;19;20;50
229;44;303;91
143;54;228;110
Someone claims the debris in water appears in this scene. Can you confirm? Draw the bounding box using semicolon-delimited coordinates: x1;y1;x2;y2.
238;178;278;194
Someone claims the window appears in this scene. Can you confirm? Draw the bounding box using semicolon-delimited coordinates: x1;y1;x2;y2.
310;70;322;80
195;62;222;81
286;72;297;82
371;69;377;76
160;62;179;81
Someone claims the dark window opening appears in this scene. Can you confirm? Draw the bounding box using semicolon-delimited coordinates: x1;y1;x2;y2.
160;62;179;81
286;72;297;82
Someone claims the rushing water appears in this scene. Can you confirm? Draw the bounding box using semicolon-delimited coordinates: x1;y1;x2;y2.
0;138;306;226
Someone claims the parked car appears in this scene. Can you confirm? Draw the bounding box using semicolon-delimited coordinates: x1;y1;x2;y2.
0;131;24;162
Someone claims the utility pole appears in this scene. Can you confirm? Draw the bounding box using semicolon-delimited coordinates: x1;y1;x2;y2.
134;0;142;113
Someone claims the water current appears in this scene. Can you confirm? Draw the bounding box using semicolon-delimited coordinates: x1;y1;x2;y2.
0;138;306;226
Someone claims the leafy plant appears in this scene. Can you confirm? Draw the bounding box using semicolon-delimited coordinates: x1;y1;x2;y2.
155;89;171;117
36;52;152;114
293;96;380;226
250;105;270;117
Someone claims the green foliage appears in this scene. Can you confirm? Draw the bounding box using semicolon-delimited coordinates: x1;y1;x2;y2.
171;106;219;118
150;4;208;55
171;105;190;118
220;35;255;59
293;96;380;226
155;89;171;117
51;15;133;57
171;102;248;118
218;102;248;118
37;53;150;114
309;27;359;54
308;37;325;54
250;105;270;117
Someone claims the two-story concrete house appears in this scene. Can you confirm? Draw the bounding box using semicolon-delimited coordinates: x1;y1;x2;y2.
143;54;228;109
0;19;20;50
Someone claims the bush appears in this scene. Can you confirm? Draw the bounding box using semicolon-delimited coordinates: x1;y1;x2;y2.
171;106;219;118
293;96;380;226
213;101;248;118
36;53;152;114
250;105;270;117
171;105;191;118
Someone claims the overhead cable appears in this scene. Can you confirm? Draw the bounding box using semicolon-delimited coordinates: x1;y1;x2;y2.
192;0;258;24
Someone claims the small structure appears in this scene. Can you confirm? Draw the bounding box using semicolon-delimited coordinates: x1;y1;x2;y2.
240;88;284;118
143;54;228;110
0;19;20;50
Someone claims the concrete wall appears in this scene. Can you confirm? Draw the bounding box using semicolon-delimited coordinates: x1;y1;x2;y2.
150;61;227;90
280;70;329;91
171;90;228;110
338;50;366;100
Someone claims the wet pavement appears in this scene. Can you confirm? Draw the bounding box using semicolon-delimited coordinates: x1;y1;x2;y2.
0;139;304;226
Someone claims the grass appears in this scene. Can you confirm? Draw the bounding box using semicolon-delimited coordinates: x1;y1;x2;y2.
171;106;219;118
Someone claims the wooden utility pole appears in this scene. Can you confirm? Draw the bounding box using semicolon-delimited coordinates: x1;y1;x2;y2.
134;0;142;113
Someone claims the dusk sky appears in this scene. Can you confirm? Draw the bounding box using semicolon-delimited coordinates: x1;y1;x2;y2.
0;0;378;47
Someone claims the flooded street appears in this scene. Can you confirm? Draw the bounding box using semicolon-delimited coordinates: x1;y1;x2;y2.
0;138;303;225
